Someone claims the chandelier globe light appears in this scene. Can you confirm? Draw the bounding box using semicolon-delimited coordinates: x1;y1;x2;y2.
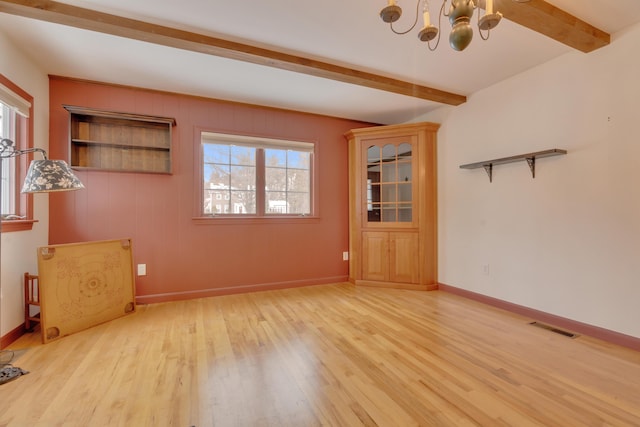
380;0;503;51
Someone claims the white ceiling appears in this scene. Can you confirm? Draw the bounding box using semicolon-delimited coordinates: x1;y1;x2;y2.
1;0;640;124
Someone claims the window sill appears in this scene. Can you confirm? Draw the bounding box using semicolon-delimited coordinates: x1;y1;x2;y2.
1;219;38;232
192;215;320;225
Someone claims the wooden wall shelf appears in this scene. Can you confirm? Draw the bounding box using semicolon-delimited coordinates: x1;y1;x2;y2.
65;105;176;174
460;149;567;182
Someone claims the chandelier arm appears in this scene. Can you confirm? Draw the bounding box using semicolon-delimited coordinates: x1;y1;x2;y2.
442;0;451;18
427;1;446;51
390;0;422;35
477;6;491;41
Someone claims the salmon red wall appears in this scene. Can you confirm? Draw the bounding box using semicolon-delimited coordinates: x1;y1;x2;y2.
48;76;373;303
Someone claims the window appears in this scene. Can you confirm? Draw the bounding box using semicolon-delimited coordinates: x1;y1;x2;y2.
1;102;17;216
1;75;33;232
201;132;313;217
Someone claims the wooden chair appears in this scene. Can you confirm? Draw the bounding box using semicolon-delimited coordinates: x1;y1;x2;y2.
24;273;41;332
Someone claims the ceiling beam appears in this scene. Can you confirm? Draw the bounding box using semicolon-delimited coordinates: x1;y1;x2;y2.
0;0;468;106
495;0;610;53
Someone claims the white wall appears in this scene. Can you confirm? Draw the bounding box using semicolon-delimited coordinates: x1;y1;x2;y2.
0;31;49;339
418;23;640;339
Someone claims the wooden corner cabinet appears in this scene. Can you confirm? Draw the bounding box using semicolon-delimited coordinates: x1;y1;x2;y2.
64;105;176;174
345;122;439;290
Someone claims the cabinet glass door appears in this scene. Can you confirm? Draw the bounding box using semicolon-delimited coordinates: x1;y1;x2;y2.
365;141;413;223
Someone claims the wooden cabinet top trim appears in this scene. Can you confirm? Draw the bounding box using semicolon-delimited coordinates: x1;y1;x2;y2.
345;121;440;140
63;105;176;126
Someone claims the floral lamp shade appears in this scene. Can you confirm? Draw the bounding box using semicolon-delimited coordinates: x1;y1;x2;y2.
21;159;85;193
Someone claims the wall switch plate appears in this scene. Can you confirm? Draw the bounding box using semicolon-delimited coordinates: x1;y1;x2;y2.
343;251;349;261
137;264;147;276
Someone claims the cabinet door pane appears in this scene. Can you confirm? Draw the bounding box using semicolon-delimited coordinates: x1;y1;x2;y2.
398;143;412;159
367;146;382;200
398;182;412;202
364;140;414;224
398;204;412;222
397;162;412;184
381;162;396;182
382;207;396;222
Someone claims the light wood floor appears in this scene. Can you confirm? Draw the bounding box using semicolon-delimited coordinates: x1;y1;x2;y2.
2;283;640;426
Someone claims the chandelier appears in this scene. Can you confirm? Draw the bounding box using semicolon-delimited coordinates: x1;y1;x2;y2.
380;0;503;51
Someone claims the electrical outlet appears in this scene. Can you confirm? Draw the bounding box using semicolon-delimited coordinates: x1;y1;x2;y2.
342;251;349;261
482;264;490;276
137;264;147;276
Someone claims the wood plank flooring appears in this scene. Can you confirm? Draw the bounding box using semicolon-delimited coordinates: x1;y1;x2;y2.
2;283;639;426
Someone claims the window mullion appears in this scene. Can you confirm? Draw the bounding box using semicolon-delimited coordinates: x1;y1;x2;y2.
256;148;266;216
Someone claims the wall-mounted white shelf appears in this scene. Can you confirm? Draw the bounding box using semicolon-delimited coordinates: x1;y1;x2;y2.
459;148;567;182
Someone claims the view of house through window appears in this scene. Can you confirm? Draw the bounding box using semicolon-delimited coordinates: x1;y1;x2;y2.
202;132;313;216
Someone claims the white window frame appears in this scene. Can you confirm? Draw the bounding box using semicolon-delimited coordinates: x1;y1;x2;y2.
0;76;34;232
1;102;16;216
200;132;314;218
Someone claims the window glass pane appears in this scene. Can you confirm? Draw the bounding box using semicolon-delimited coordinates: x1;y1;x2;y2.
204;188;229;214
287;168;309;193
1;101;16;216
203;190;214;214
288;192;310;214
288;151;309;169
230;165;256;190
231;145;255;166
265;148;286;167
265;167;286;191
266;191;287;214
231;190;255;214
203;143;229;163
204;163;230;185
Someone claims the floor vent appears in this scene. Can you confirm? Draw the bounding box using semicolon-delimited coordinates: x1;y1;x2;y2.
529;321;579;338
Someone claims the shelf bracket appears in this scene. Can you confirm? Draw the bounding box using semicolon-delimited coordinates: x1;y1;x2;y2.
526;157;535;178
483;164;493;183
